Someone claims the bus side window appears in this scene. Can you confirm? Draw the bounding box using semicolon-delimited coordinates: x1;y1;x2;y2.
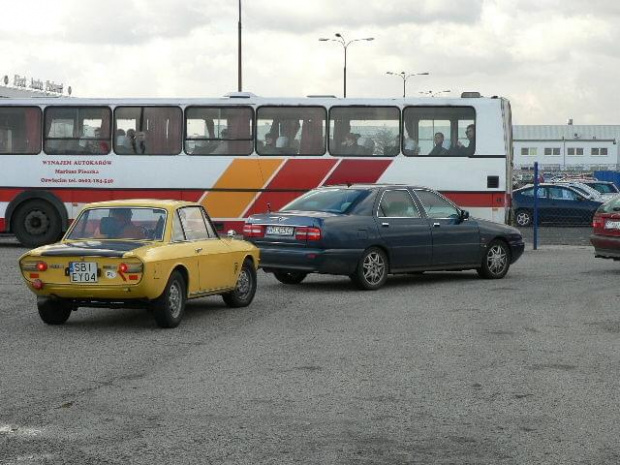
328;106;399;157
44;106;111;155
0;107;42;155
256;106;326;156
114;106;182;156
402;106;476;157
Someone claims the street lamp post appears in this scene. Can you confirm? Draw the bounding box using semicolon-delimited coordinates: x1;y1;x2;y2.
386;71;429;98
319;33;374;98
238;0;242;92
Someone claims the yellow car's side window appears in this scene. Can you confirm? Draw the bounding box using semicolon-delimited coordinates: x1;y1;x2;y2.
171;212;185;241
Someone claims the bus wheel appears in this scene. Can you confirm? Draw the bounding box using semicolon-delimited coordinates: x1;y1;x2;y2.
13;200;62;248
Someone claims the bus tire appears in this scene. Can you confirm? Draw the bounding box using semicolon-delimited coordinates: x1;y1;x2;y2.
13;199;63;248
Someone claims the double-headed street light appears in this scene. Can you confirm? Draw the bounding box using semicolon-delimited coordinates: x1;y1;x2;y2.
386;71;430;98
319;33;374;98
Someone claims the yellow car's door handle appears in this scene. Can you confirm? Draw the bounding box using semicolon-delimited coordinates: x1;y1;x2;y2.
195;248;203;253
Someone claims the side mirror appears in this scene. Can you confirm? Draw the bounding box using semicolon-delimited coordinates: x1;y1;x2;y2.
227;230;236;239
459;209;470;221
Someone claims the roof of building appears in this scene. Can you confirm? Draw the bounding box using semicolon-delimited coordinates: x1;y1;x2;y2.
0;86;67;99
513;125;620;141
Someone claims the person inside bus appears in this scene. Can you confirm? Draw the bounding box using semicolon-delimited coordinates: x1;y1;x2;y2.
261;132;278;154
95;208;146;239
356;136;375;155
134;131;147;154
338;133;358;155
402;137;420;156
451;124;476;156
211;129;229;154
123;129;137;153
92;128;110;154
115;129;127;152
428;132;448;156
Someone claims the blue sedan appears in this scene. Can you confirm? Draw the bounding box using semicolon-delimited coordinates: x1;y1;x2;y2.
512;183;603;227
244;185;524;290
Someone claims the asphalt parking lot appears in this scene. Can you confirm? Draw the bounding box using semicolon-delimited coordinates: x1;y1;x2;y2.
1;234;619;464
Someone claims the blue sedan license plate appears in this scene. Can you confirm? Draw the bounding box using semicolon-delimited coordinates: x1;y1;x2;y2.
266;226;294;236
69;262;98;283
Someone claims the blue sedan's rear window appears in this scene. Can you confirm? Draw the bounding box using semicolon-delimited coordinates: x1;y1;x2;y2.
281;189;367;213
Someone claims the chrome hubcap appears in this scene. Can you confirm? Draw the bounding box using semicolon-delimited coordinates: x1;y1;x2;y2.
168;281;182;318
487;245;508;275
236;268;252;300
362;251;385;285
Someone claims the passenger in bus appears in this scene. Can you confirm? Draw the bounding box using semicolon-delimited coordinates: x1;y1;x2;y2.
92;128;110;154
261;133;278;154
356;137;375;155
211;129;229;154
275;136;293;154
428;132;448;156
402;137;420;156
115;129;127;152
134;131;147;154
451;124;476;156
339;133;358;154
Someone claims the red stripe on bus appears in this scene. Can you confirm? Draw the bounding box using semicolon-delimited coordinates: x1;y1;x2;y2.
0;219;4;231
0;188;204;203
442;192;506;207
246;159;338;215
323;159;393;186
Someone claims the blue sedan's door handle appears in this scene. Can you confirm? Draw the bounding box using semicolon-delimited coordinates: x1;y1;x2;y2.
381;222;390;227
433;222;441;228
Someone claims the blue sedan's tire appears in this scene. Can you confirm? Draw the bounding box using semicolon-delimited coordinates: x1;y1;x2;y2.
223;259;257;308
515;209;532;227
350;247;388;290
273;270;307;285
477;240;510;279
151;271;186;328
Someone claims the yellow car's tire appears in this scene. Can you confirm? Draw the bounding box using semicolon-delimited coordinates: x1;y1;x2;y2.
222;259;257;308
151;271;186;328
37;297;72;325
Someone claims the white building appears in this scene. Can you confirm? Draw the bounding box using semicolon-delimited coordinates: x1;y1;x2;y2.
513;124;620;173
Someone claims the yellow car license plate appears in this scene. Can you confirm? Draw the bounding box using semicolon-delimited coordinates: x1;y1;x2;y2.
69;262;98;283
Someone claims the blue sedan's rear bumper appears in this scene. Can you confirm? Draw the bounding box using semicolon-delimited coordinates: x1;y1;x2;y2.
259;246;363;275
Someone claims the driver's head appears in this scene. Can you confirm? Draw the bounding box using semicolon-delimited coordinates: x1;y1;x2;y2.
110;208;132;223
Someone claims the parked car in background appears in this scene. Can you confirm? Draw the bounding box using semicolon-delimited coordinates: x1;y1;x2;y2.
19;200;259;328
580;180;620;198
244;185;524;290
513;183;603;227
550;181;604;201
591;196;620;260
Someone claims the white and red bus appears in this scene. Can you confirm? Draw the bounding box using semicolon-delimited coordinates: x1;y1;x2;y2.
0;92;513;247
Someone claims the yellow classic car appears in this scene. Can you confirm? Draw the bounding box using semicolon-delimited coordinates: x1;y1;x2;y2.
18;199;260;328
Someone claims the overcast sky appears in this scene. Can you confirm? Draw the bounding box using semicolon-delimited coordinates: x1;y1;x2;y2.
1;0;619;125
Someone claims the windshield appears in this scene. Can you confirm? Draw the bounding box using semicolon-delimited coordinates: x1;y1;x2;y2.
66;207;167;241
589;182;619;194
281;189;367;213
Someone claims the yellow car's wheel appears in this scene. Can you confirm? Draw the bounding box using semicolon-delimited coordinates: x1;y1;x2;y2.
151;271;186;328
222;259;257;308
37;297;72;325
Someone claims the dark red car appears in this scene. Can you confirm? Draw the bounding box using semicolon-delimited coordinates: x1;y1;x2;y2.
591;196;620;260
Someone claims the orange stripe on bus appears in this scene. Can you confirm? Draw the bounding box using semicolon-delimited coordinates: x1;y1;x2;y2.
200;159;283;217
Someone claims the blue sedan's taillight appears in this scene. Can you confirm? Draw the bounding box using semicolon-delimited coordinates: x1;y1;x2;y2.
295;227;321;241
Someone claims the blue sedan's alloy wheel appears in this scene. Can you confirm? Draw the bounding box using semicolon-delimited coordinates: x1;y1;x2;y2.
477;240;510;279
351;247;388;290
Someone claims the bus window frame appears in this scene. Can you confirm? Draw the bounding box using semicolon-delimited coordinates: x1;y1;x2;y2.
113;105;183;156
255;105;327;157
43;105;112;156
402;105;477;158
328;105;401;158
0;105;43;155
184;105;254;157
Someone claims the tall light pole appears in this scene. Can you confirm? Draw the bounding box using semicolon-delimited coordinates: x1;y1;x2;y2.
386;71;430;98
319;33;374;98
237;0;242;91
